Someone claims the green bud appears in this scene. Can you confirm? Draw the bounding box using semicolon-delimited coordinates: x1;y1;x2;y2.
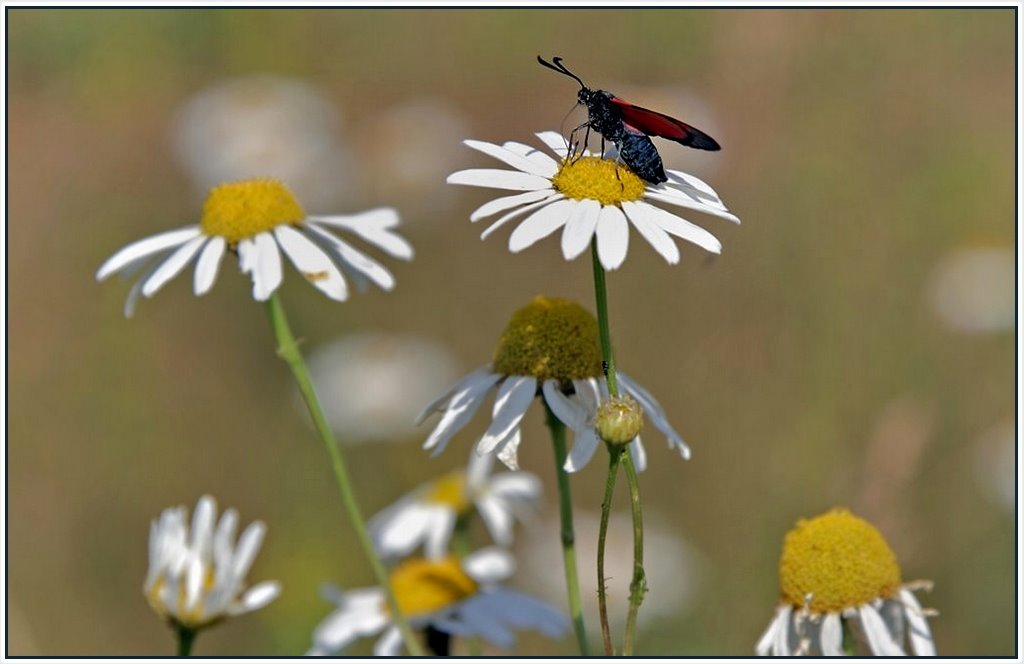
595;395;644;447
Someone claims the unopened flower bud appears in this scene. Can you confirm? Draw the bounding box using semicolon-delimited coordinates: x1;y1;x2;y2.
595;395;643;447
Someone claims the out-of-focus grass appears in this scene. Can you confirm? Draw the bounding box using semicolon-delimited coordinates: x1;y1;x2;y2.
6;8;1014;656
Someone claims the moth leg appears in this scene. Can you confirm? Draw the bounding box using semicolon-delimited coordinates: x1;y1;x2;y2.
567;122;589;162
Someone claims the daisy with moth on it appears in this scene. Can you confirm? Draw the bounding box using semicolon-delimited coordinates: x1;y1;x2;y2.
418;295;689;474
369;450;541;560
447;131;738;271
756;508;937;657
96;178;411;316
307;547;569;656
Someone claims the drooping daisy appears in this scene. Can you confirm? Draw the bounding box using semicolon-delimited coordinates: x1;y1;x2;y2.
144;495;280;633
447;131;739;270
307;547;569;656
96;178;412;316
756;508;937;657
417;295;689;473
369;450;541;559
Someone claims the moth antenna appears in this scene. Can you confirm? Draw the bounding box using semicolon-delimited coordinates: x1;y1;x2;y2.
537;55;586;89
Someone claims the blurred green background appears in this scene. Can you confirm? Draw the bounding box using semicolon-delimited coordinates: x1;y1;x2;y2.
6;8;1015;657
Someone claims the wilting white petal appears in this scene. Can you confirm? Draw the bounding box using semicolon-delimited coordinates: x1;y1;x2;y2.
476;376;536;455
858;604;906;656
820;612;844;656
899;588;936;656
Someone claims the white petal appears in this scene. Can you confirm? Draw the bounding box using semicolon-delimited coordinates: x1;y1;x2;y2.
417;367;494;425
476;494;515;546
563;428;600;473
480;193;563;241
465;446;496;490
308;208;412;260
501;140;561;173
663;169;728;209
508;199;576;253
422;372;502;456
755;609;783;656
595;204;629;270
476;376;536;455
629;436;647;473
183;554;205;613
899;588;936;656
230;521;266;585
645;190;741;225
447;168;552;192
213;508;238;572
858;604;906;656
464;139;558;177
535;130;571;159
463;547;515;584
312;600;389;655
96;226;201;281
639;202;722;254
773;605;792;656
190;496;216;555
140;235;207;297
423;509;457;559
619;372;691;460
622;200;680;264
542;380;590;431
123;259;164;317
373;625;404;656
560;198;601;260
235;580;281;613
274;225;348;301
193;235;226;295
371;503;436;558
495;429;522;471
305;223;396;291
238;233;283;301
820;613;844;656
470;189;553;222
487;472;542;505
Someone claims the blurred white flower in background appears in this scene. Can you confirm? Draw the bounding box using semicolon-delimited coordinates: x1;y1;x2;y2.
172;75;354;210
357;97;471;211
144;495;280;631
926;246;1013;334
972;419;1015;515
518;509;704;634
304;332;460;444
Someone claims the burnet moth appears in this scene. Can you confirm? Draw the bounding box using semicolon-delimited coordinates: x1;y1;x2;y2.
537;55;720;184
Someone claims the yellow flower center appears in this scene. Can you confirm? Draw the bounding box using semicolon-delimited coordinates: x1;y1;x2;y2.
551;156;646;206
200;178;305;244
387;557;478;617
425;472;471;514
493;296;603;381
779;508;902;614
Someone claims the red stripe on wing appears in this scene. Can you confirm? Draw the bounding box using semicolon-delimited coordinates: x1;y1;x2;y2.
610;97;720;151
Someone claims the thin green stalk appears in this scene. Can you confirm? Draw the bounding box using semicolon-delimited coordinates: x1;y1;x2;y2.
621;453;646;656
590;241;619;397
544;403;590;656
451;518;482;657
175;625;196;657
597;445;622;656
264;293;424;656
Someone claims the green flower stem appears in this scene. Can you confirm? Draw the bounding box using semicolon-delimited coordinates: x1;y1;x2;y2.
264;293;424;657
451;518;482;657
597;445;623;656
544;403;590;656
175;625;196;657
621;453;646;656
590;241;619;397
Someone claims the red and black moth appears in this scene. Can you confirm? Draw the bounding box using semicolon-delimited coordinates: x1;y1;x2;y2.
537;56;720;184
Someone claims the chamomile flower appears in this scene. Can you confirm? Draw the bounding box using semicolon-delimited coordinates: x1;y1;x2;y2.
144;495;280;632
447;131;739;270
307;548;568;656
96;178;412;316
756;508;937;657
418;296;690;472
369;451;541;559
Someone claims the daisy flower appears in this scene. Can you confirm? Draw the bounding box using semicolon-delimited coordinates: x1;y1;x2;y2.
447;131;739;270
96;178;412;316
307;547;569;656
756;508;937;657
417;295;690;473
369;451;541;559
144;495;280;632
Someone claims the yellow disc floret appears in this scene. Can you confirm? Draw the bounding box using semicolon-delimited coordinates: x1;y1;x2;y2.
551;157;646;206
425;472;471;514
493;296;603;382
387;556;478;617
779;508;902;614
200;178;305;244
